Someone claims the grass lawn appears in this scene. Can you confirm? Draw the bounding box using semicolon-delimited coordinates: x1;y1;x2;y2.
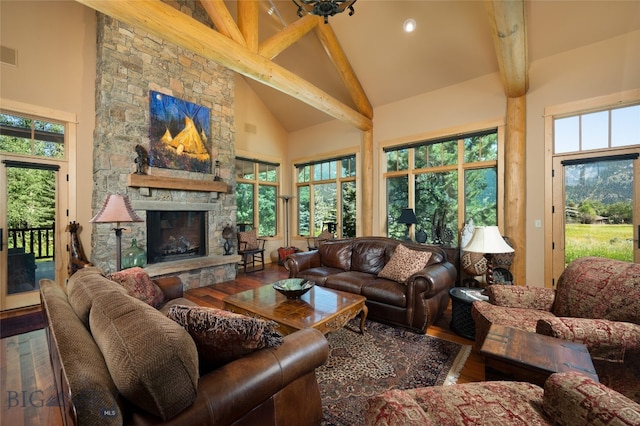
565;224;634;264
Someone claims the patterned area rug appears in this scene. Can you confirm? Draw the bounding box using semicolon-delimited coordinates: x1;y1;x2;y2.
318;319;471;426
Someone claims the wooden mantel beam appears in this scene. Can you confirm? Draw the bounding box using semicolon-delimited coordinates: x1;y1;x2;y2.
77;0;372;132
485;0;528;97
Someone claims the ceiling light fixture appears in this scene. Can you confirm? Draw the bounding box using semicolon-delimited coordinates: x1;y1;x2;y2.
403;18;416;33
292;0;357;24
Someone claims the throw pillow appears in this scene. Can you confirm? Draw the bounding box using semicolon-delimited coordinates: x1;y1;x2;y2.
317;230;334;241
108;267;164;308
167;305;283;372
238;229;259;250
378;244;433;283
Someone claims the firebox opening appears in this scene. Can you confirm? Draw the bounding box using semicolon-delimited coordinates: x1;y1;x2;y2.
147;210;206;264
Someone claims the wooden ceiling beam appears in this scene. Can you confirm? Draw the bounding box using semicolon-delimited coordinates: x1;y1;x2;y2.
485;0;528;97
76;0;372;131
237;0;259;53
315;23;373;120
199;0;247;47
259;14;318;60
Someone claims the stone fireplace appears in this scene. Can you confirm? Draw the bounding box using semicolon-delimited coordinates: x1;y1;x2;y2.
91;2;239;289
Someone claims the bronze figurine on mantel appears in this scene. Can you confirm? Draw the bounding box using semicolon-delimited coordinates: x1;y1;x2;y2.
134;144;149;175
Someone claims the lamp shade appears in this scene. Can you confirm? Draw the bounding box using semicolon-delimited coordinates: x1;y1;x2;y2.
397;208;417;225
464;226;514;254
89;194;143;224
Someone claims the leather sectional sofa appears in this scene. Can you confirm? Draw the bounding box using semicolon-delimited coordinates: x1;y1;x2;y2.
284;237;457;333
40;267;329;425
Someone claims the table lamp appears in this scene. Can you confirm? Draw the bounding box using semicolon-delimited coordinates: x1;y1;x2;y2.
90;193;143;271
463;226;514;286
397;208;417;241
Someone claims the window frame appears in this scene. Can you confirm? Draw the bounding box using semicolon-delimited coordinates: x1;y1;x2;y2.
381;123;505;244
235;156;280;238
295;154;357;238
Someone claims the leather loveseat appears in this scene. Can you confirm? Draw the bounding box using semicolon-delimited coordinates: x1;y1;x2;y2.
40;267;329;425
284;237;457;333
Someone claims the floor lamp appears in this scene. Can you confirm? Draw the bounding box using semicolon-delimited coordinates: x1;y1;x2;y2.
90;193;143;271
279;195;293;248
463;226;514;286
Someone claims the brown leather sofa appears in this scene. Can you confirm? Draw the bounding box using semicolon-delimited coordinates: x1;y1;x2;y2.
284;237;457;333
40;267;329;426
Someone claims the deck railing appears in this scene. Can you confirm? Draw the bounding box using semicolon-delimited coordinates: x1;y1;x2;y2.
7;224;55;260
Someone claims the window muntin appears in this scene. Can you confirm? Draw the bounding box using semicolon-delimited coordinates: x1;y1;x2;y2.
235;157;279;237
0;112;65;158
385;130;499;245
554;104;640;154
296;155;356;238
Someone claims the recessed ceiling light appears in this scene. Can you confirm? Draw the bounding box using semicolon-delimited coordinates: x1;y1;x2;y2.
403;18;416;33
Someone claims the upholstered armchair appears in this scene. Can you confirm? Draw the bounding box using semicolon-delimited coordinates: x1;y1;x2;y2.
364;371;640;425
471;256;640;403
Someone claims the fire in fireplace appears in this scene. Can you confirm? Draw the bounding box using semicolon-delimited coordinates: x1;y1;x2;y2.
146;211;206;263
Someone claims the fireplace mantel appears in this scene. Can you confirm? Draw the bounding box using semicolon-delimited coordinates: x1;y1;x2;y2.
128;173;229;193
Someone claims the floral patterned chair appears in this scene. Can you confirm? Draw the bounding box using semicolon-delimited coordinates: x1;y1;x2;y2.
471;256;640;403
364;371;640;425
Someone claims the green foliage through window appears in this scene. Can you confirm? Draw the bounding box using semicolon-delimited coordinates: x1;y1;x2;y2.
0;112;65;158
235;158;279;237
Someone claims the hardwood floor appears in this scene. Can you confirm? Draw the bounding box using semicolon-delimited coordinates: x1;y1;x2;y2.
0;263;485;425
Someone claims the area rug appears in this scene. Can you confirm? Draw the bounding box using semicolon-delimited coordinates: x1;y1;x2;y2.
318;319;471;426
0;311;44;339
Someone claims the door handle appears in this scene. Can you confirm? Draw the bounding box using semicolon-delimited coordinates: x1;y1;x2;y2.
0;228;3;251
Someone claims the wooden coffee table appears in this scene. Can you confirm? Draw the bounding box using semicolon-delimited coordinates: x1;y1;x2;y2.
480;324;599;386
223;284;368;336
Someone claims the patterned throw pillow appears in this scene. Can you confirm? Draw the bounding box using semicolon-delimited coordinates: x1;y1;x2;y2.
167;305;284;372
317;230;334;241
238;229;259;250
108;267;165;308
378;244;433;283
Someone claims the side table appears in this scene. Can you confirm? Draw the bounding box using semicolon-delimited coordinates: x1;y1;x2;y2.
449;287;488;340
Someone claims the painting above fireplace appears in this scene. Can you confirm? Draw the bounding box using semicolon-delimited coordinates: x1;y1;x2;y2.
147;210;206;264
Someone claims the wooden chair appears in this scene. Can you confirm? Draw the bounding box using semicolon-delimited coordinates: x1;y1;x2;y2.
237;228;266;273
306;229;335;251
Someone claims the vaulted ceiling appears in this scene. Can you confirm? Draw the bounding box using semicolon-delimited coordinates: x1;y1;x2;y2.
78;0;640;132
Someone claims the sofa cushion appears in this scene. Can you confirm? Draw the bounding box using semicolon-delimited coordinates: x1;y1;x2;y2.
167;304;284;372
361;278;407;308
66;266;127;326
108;267;165;308
378;244;432;283
351;241;387;275
89;291;198;421
325;271;375;294
319;240;353;271
40;280;122;425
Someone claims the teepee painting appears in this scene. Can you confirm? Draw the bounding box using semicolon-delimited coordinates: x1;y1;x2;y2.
149;91;211;173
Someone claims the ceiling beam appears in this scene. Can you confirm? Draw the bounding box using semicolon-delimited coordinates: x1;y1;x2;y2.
259;14;318;60
315;23;373;120
237;0;259;53
77;0;372;131
199;0;247;47
485;0;528;97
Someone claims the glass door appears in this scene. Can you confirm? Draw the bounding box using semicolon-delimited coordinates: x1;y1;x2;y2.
1;158;58;310
552;152;639;285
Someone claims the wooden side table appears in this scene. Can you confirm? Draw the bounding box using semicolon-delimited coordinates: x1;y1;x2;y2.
449;287;488;340
480;324;599;386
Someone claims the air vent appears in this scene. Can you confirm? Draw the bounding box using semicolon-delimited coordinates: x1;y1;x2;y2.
1;46;17;66
244;123;257;134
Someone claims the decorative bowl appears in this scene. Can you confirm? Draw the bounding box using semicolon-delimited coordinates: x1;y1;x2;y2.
272;278;314;299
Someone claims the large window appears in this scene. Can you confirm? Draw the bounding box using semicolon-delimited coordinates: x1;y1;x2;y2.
0;111;65;158
235;157;279;237
296;155;356;238
385;129;499;245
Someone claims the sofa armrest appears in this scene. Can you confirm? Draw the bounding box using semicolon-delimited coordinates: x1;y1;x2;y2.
153;276;183;301
407;262;457;299
536;317;640;362
139;328;329;425
284;250;321;277
542;371;640;425
487;285;555;311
